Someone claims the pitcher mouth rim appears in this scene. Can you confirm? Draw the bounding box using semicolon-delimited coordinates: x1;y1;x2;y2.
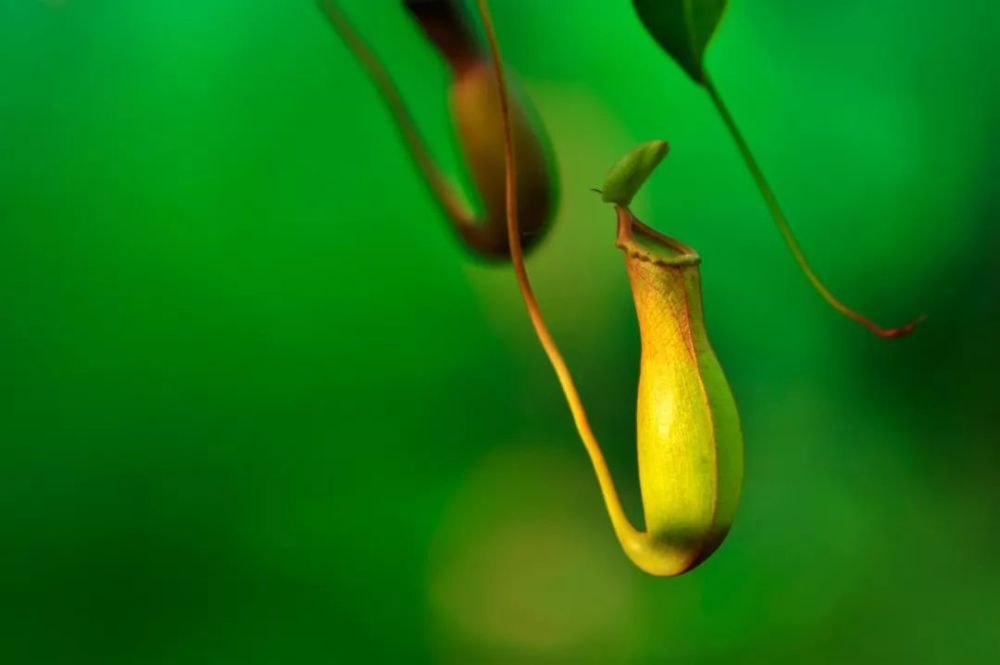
615;207;701;268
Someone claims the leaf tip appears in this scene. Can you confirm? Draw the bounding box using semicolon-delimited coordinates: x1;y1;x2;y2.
601;140;670;207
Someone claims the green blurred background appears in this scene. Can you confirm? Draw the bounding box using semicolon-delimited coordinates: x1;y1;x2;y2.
2;0;998;662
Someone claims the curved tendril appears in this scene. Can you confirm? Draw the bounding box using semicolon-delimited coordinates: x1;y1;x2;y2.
316;0;473;227
703;75;925;338
473;0;646;558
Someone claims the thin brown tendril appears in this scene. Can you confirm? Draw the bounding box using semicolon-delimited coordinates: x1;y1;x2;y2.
317;0;471;226
474;0;641;550
704;75;925;338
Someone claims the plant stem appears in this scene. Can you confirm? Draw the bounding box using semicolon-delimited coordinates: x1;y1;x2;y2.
474;0;643;551
703;74;924;338
316;0;472;226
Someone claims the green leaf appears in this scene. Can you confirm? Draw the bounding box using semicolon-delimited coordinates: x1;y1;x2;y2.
633;0;728;84
601;140;670;207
